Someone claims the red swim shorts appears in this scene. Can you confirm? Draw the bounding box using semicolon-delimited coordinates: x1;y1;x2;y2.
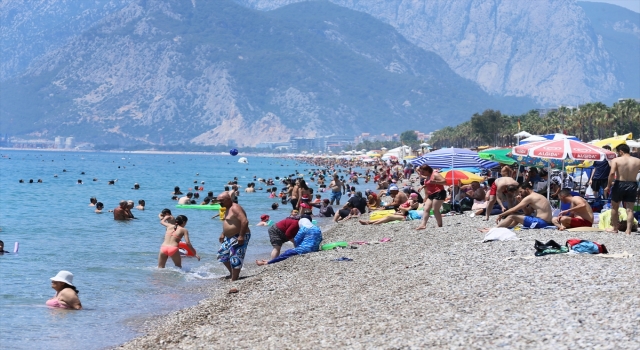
489;182;497;196
570;217;593;228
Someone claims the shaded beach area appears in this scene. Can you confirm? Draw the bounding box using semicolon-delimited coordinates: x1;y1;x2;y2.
120;215;639;349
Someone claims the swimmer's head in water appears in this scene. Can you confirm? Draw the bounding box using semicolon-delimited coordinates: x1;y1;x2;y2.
119;200;127;207
186;192;193;198
96;202;104;209
0;240;4;250
138;199;145;206
161;208;172;216
90;197;97;204
271;203;279;210
260;214;269;222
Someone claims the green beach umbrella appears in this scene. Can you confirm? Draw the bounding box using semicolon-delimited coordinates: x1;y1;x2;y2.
478;148;516;165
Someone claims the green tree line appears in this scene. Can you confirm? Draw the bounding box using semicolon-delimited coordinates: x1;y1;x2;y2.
429;100;640;148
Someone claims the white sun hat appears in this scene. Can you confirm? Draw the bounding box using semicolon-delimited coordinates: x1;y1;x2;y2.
50;270;74;286
299;218;313;229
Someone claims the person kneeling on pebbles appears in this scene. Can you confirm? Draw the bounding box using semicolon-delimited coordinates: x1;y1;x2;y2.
481;183;553;232
552;189;594;230
256;218;322;266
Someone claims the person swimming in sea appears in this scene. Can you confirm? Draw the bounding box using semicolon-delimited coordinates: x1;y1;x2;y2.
158;215;200;268
47;271;82;310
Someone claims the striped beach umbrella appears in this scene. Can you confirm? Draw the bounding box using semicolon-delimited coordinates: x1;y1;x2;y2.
410;148;499;169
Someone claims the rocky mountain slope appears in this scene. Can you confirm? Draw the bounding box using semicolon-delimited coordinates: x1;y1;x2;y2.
0;0;131;81
578;1;640;101
0;0;533;147
236;0;638;105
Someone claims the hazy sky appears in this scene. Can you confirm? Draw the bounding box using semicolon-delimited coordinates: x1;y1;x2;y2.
581;0;640;13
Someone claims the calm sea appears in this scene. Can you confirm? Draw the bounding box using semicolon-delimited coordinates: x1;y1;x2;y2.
0;150;336;349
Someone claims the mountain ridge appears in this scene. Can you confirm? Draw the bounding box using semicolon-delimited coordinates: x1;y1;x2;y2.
234;0;639;105
1;0;535;147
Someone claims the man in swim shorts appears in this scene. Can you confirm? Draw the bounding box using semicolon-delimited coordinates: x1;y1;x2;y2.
552;189;594;230
329;173;346;206
216;192;250;281
488;183;553;230
604;144;640;234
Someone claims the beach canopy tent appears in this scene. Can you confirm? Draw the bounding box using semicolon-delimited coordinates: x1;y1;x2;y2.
478;148;516;165
440;170;485;185
627;140;640;148
589;133;633;149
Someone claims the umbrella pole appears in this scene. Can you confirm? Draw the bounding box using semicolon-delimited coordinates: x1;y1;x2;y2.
547;161;551;201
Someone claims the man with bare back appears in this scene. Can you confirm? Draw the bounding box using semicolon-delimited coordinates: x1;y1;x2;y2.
329;173;346;205
604;144;640;234
552;189;594;230
484;171;519;220
482;183;553;231
216;192;250;281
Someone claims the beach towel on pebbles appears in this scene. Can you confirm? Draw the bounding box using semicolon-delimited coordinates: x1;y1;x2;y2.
566;239;608;254
482;228;519;242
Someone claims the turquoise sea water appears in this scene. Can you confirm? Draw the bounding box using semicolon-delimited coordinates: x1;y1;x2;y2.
0;150;330;349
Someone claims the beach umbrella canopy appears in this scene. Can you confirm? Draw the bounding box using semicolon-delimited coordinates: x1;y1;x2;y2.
411;148;499;169
514;131;532;138
478;148;516;165
519;135;547;143
440;170;485;185
542;133;579;141
513;139;616;162
509;154;579;169
403;155;416;160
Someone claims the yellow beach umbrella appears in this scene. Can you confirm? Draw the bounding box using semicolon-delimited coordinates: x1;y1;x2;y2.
403;155;416;160
369;153;381;157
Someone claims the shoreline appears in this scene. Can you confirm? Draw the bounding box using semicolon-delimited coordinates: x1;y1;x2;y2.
118;214;640;349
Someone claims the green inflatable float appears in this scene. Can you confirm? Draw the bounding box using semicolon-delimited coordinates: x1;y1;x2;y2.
321;241;348;250
176;204;221;210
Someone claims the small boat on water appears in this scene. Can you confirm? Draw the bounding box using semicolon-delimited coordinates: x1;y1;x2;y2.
238;157;248;164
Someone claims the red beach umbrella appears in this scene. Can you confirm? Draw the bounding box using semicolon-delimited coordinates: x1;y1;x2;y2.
513;139;616;162
439;170;485;186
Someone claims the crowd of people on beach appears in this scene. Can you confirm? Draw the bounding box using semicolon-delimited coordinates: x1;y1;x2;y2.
21;142;640;309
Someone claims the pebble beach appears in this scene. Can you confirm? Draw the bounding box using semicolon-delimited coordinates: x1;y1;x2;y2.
119;214;640;349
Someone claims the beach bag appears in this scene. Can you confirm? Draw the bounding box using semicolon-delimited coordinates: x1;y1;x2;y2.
585;186;595;198
534;240;568;256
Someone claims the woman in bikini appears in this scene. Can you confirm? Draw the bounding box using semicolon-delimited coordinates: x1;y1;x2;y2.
296;179;311;210
158;215;200;268
47;270;82;310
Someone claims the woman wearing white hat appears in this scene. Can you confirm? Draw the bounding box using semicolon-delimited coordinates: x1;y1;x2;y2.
46;271;82;310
